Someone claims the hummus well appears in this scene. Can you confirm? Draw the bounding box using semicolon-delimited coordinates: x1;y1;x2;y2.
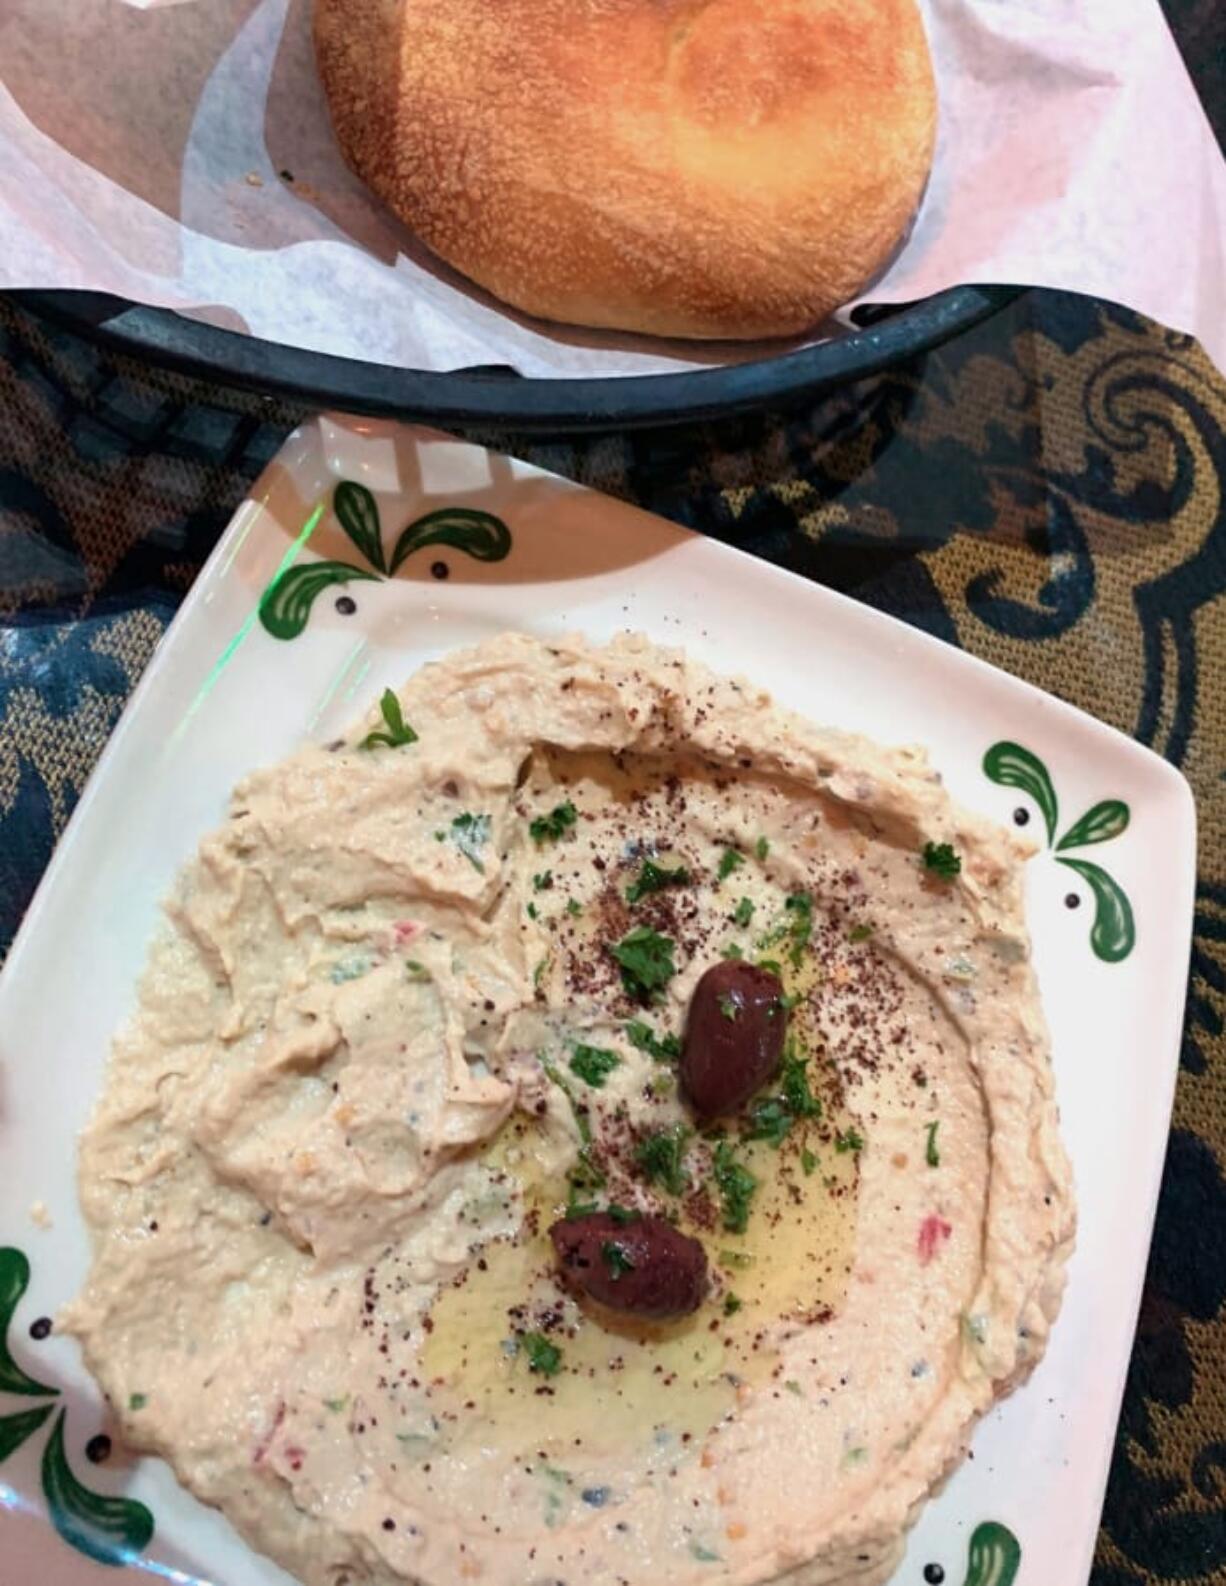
65;633;1074;1586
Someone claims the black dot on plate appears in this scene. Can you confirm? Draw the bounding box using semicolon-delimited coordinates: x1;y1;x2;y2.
1013;807;1030;826
28;1317;51;1341
85;1434;112;1465
1065;892;1081;909
923;1566;945;1585
335;595;357;615
431;561;450;581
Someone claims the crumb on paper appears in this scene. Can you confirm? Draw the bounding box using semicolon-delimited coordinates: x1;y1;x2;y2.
30;1201;52;1230
245;171;264;188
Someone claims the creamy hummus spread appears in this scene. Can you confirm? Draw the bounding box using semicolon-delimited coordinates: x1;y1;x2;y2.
65;633;1074;1586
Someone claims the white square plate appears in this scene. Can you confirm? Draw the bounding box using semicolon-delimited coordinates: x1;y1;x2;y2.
0;416;1195;1586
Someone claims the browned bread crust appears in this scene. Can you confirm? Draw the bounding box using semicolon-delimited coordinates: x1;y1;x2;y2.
314;0;937;340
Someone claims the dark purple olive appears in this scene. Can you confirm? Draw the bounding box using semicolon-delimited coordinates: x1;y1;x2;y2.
681;960;786;1120
549;1212;708;1318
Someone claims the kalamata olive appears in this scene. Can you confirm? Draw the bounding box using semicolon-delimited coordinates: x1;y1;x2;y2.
680;960;786;1119
549;1211;708;1318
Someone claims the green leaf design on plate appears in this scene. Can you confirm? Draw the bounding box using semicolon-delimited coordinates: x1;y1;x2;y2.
258;560;380;641
962;1520;1021;1586
983;742;1059;847
0;1402;54;1461
1057;857;1136;962
0;1248;58;1397
42;1409;154;1567
1056;799;1130;851
389;508;512;575
334;481;386;574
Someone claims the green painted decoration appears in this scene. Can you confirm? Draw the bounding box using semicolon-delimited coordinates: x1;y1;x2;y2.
0;1246;155;1568
984;741;1134;962
334;480;387;573
962;1520;1022;1586
1055;799;1130;851
389;506;513;573
1056;857;1137;963
42;1410;155;1567
258;483;514;640
0;1249;57;1397
982;742;1059;846
259;560;379;641
0;1402;54;1460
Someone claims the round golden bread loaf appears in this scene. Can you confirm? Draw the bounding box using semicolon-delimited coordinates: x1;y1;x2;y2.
313;0;938;341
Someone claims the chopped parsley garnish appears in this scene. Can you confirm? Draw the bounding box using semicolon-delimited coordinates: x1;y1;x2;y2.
835;1127;865;1154
744;1097;792;1147
718;1247;754;1270
611;925;676;1002
718;992;740;1021
540;1057;591;1143
849;923;874;943
360;688;418;750
565;1196;598;1219
755;956;782;976
405;959;429;981
600;1240;636;1280
607;1203;640;1225
780;1051;822;1121
712;1140;758;1233
569;1043;621;1088
783;892;813;967
722;942;744;960
521;1332;563;1376
449;811;491;873
723;1293;743;1316
635;1123;691;1195
784;1380;803;1397
801;1147;818;1176
566;898;583;917
323;1394;349;1412
733;897;754;928
925;1120;941;1168
922;841;962;879
624;1019;681;1062
758;893;813;968
717;847;745;882
744;1051;820;1148
527;901;538;920
530;801;578;844
755;836;770;861
128;1393;148;1411
626;859;690;905
533;871;554;891
567;1144;607;1196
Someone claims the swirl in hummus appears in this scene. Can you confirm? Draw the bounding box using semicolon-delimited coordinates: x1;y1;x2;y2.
64;633;1075;1586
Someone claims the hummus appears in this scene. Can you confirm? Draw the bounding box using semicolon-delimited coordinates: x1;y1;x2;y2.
65;633;1074;1586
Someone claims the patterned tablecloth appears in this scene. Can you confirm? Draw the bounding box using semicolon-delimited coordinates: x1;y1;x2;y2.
0;269;1223;1586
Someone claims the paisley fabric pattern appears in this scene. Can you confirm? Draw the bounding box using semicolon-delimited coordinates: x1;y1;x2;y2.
0;279;1223;1584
